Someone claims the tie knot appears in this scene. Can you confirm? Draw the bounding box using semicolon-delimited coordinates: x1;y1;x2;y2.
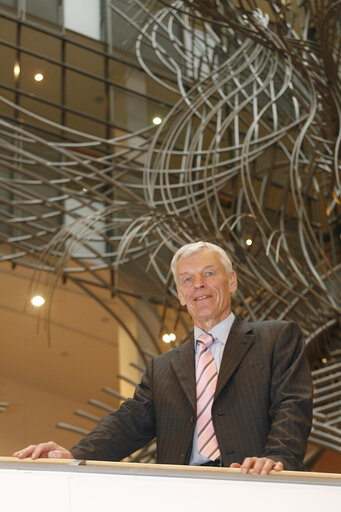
197;332;214;349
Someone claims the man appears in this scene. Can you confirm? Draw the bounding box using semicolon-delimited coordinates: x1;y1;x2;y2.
14;242;313;474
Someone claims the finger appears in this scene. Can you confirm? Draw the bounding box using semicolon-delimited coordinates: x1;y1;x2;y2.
31;441;58;459
240;457;257;474
13;445;37;459
48;450;73;459
259;458;276;475
273;461;284;472
260;459;284;475
250;457;265;474
229;463;241;468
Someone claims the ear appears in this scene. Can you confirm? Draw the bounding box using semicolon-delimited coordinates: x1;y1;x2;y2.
229;271;238;292
177;286;186;306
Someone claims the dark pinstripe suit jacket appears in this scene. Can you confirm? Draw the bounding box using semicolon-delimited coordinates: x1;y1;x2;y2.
71;318;313;470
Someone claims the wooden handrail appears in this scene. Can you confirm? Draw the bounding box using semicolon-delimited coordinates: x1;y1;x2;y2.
1;456;340;481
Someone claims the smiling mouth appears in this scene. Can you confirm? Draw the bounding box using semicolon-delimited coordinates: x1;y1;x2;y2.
194;295;212;301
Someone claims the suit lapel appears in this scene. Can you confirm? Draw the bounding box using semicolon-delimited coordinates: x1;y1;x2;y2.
215;317;255;398
171;340;196;410
171;318;255;407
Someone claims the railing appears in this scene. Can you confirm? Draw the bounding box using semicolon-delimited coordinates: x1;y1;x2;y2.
0;456;340;512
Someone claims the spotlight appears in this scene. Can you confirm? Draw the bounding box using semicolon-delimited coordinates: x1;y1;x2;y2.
14;63;20;78
31;295;45;307
245;238;253;246
152;116;162;125
34;73;44;82
162;333;176;343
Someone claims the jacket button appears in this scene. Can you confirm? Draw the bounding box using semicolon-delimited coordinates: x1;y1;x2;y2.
216;411;224;416
190;415;195;423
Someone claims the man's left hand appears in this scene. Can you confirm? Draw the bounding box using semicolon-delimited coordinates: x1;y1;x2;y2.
230;457;284;475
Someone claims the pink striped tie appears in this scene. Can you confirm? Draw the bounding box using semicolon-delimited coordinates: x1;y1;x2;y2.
196;333;221;460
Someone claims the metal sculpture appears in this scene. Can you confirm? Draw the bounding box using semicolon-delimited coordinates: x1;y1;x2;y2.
0;1;340;461
0;402;9;413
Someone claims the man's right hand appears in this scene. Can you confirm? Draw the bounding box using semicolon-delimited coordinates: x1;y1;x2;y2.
13;441;73;460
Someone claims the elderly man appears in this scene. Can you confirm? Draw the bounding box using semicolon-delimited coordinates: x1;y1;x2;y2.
14;241;313;474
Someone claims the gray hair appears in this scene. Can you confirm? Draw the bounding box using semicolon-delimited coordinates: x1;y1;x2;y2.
171;241;233;285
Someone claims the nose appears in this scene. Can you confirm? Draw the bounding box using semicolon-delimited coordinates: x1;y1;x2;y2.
193;274;205;288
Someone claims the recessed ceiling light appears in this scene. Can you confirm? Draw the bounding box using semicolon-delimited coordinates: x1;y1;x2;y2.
152;116;162;125
31;295;45;307
245;238;253;246
162;333;176;343
13;63;20;78
34;73;44;82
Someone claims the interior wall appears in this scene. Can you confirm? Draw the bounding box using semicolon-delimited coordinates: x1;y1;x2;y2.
308;445;341;474
0;262;121;455
0;377;85;455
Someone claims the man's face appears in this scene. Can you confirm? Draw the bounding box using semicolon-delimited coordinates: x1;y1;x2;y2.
176;248;237;331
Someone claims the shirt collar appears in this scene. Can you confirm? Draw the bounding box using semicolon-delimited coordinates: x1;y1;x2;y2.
194;312;235;348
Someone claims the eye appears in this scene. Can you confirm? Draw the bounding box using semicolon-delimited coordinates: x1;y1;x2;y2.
182;276;192;284
205;271;214;277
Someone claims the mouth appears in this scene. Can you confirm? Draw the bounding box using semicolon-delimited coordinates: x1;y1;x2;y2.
194;294;212;302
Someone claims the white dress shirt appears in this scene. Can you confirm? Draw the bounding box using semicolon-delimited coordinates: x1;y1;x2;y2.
189;312;235;465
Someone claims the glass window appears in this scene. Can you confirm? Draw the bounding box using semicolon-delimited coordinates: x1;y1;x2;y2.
0;17;16;88
26;0;62;26
110;0;183;73
65;69;106;137
64;0;101;40
0;0;17;8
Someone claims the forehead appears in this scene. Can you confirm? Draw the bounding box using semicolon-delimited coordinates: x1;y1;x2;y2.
177;249;223;273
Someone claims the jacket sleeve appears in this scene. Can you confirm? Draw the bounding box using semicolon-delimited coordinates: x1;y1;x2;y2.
70;359;156;461
263;321;313;469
